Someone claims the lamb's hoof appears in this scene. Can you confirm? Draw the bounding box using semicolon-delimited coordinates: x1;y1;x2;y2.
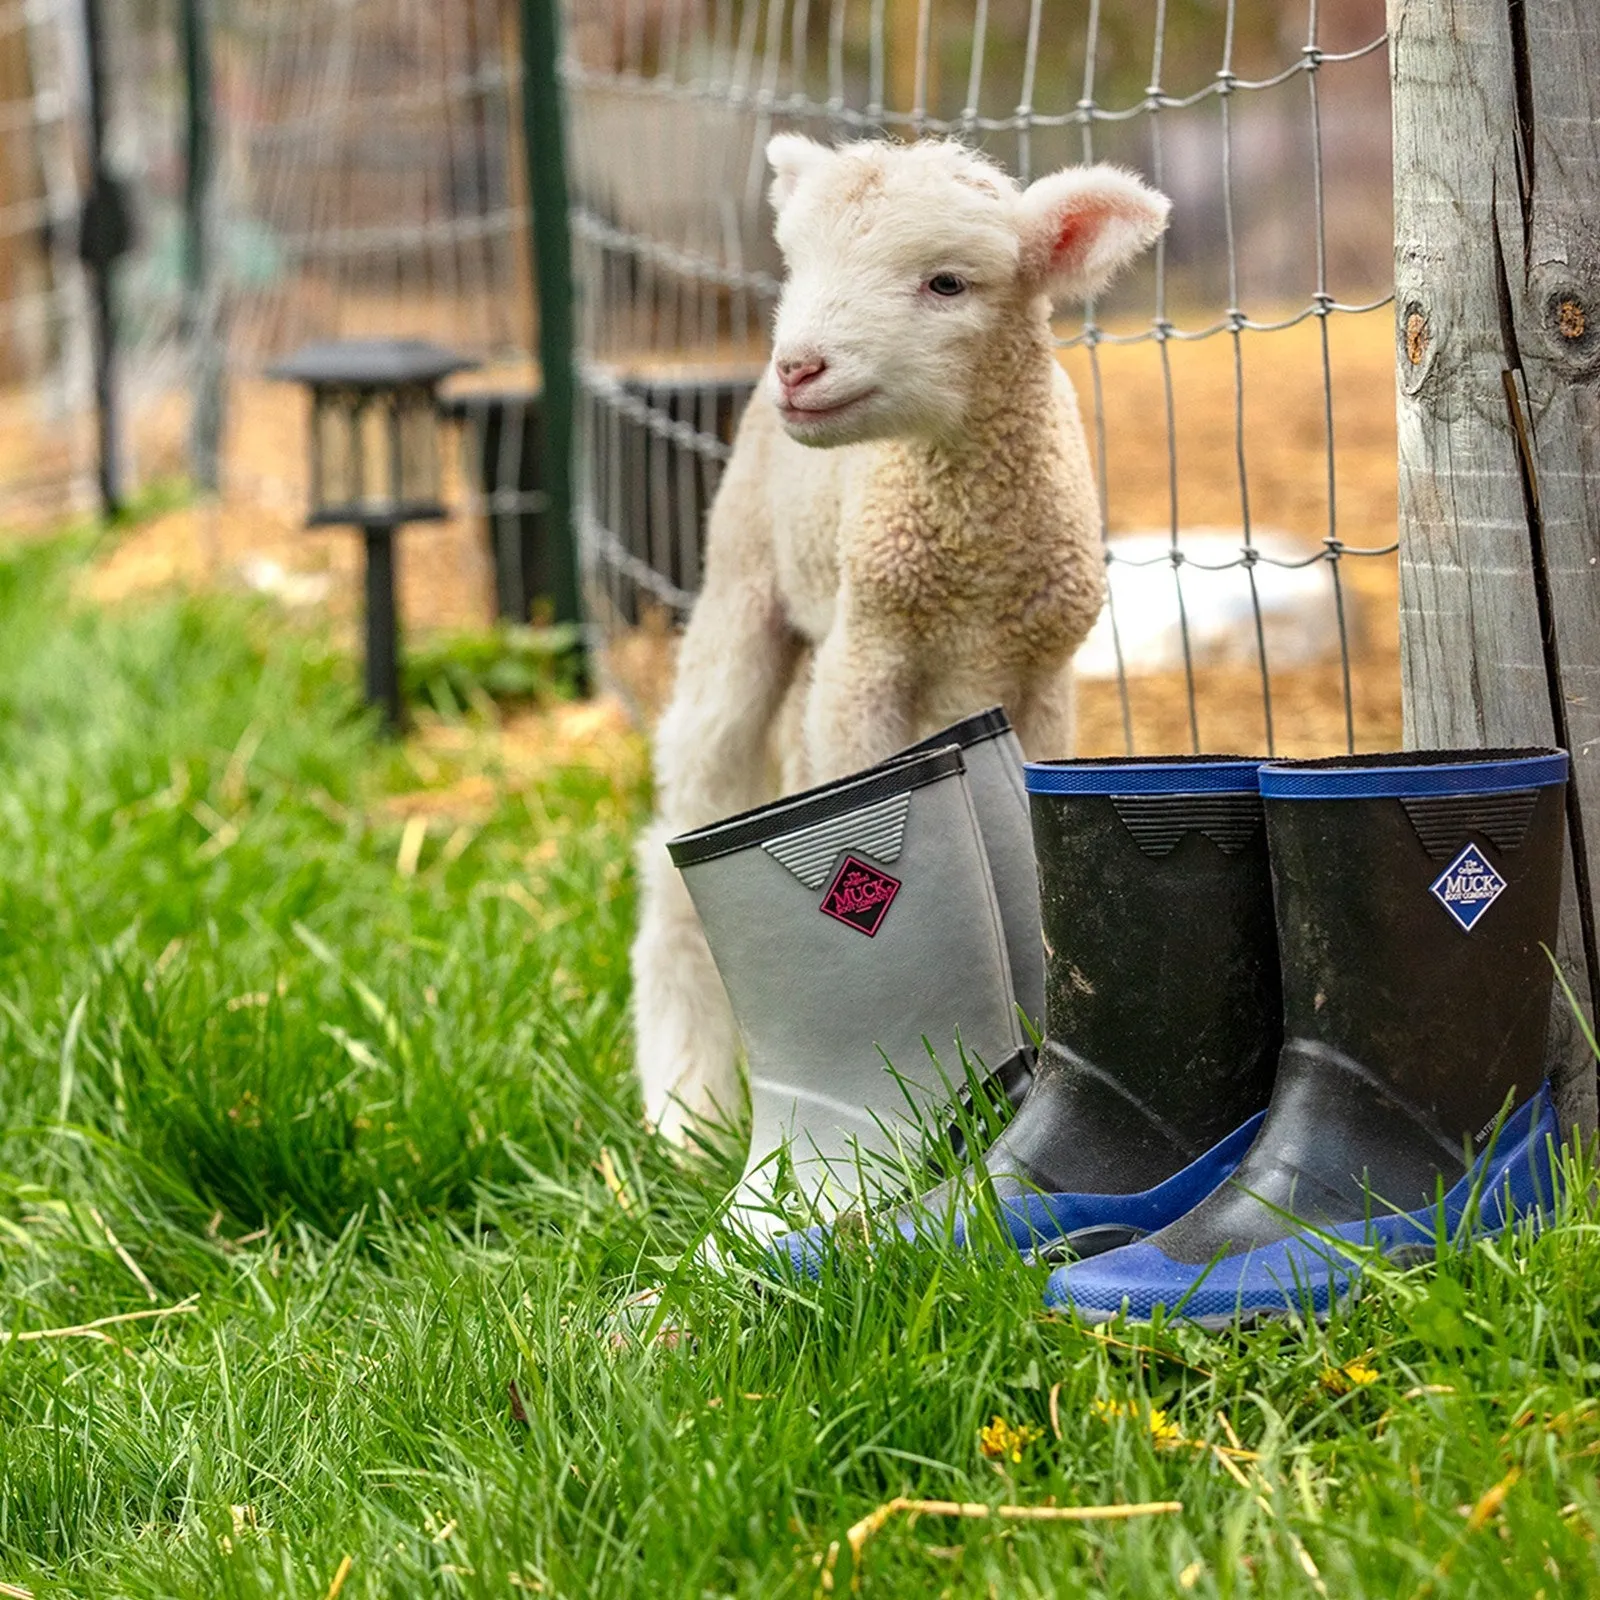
600;1288;695;1352
646;1092;706;1152
646;1091;747;1174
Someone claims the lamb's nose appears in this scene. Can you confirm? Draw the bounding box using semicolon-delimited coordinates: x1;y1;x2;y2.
776;354;827;392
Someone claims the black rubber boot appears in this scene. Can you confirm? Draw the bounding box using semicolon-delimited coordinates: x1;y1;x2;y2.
1048;747;1570;1325
774;756;1284;1272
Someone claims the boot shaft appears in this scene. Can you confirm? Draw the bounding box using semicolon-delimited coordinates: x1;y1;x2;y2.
1047;748;1572;1319
1139;745;1570;1270
669;740;1025;1216
1260;748;1568;1151
1024;757;1281;1169
899;708;1043;1029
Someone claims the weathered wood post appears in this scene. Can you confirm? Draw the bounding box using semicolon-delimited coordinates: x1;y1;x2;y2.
1391;0;1600;1135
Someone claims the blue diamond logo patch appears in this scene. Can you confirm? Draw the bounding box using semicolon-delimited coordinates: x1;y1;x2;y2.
1430;843;1507;932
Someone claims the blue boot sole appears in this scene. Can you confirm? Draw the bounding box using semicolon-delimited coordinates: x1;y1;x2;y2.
1042;1088;1561;1327
769;1111;1267;1278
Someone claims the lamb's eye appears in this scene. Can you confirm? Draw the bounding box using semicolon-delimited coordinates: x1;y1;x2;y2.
926;272;968;297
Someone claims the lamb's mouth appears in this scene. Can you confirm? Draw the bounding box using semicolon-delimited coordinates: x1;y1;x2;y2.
779;389;877;427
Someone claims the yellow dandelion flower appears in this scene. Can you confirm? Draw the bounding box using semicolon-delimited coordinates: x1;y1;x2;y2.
1320;1357;1380;1396
1091;1396;1184;1449
978;1415;1044;1463
1145;1406;1184;1449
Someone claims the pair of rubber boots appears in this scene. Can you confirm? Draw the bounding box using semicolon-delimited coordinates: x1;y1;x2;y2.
667;709;1044;1236
672;721;1571;1323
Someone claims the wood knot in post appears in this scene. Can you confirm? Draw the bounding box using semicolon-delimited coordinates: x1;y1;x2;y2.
1405;310;1430;366
1536;281;1600;370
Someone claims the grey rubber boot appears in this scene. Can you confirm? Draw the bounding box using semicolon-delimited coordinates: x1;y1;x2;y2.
897;708;1043;1036
668;741;1028;1235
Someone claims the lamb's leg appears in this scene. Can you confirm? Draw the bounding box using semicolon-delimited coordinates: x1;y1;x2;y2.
633;460;800;1141
1012;662;1077;761
772;646;815;793
651;588;800;825
632;823;746;1146
802;607;914;782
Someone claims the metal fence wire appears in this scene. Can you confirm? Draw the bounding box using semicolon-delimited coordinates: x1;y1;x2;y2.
219;0;526;377
1;0;96;522
1;0;209;521
0;0;1400;759
563;0;1400;757
212;0;537;613
0;0;537;621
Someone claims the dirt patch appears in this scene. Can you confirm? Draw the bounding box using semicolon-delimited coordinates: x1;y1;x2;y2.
75;373;505;642
408;696;645;787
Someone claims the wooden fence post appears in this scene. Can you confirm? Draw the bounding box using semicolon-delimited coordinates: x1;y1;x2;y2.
1391;0;1600;1136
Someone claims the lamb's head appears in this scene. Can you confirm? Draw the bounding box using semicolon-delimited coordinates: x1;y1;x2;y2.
765;136;1169;447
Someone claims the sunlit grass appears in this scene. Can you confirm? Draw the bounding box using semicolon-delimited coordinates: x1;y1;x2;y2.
0;530;1596;1598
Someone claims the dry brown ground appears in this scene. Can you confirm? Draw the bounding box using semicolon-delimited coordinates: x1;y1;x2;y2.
1062;306;1400;757
75;373;517;641
4;303;1401;761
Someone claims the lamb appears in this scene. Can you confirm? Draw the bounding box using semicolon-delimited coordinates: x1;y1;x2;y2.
632;134;1170;1143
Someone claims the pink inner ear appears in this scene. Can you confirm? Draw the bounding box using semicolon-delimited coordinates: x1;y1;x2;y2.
1055;211;1087;265
1054;190;1157;267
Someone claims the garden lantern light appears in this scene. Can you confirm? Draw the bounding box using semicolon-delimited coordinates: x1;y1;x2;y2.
269;338;478;731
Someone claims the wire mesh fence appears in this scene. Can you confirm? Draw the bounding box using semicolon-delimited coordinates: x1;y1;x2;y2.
207;0;536;628
0;0;207;522
219;0;525;379
0;0;539;636
0;0;94;524
565;0;1401;757
0;0;1401;757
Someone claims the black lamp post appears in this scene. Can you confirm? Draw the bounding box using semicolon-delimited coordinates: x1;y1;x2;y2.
269;339;478;731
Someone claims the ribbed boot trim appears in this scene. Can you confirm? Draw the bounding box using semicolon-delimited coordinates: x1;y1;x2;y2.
1260;748;1567;800
668;746;963;868
1026;755;1262;796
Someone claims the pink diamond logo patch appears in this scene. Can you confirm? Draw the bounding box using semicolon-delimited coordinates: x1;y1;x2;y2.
819;855;901;937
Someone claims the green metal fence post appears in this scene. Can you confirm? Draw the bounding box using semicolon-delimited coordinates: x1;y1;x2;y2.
79;0;130;518
517;0;585;680
181;0;223;495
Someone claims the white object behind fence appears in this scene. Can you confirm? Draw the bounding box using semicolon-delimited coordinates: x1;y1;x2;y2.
1075;531;1344;680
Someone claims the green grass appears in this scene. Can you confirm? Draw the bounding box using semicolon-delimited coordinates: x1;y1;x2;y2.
1;531;1598;1599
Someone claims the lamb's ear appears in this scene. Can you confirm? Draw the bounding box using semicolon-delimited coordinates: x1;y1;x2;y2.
1016;165;1170;302
767;133;830;214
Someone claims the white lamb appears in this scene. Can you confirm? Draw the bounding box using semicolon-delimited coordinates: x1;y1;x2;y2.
633;135;1170;1142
